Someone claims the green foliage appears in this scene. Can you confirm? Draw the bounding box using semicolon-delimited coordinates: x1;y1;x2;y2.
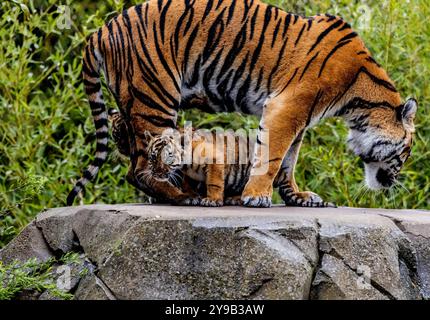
0;252;80;300
0;0;429;248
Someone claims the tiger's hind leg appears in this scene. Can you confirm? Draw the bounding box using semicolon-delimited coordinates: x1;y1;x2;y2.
275;131;336;208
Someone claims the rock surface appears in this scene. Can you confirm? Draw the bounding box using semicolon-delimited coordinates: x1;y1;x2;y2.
1;205;429;300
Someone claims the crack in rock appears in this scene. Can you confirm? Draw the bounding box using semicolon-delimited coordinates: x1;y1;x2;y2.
245;278;274;299
310;219;402;300
326;248;396;300
94;275;117;300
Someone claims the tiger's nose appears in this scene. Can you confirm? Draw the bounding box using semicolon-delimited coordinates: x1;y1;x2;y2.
376;169;394;187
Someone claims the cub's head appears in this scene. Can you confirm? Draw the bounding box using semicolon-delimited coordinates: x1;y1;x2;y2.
347;98;417;190
145;131;183;182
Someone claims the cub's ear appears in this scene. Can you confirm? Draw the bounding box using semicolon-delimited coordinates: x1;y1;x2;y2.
144;130;154;141
401;98;418;132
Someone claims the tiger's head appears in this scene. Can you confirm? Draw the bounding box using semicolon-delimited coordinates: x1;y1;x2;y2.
144;131;183;182
346;98;418;190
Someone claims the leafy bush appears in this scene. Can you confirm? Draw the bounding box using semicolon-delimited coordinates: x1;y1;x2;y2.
0;252;81;300
1;0;429;248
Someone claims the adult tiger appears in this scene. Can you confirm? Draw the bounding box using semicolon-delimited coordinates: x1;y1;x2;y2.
67;0;417;207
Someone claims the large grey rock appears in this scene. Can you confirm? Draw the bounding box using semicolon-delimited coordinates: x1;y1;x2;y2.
1;205;429;300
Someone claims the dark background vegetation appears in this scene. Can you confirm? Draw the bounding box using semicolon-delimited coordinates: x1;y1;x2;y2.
1;0;429;248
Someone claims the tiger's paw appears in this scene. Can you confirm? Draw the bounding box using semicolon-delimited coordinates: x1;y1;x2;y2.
200;198;223;207
224;196;243;206
241;194;272;208
282;191;336;208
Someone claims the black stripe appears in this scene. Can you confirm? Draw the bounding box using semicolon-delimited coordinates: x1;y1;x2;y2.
360;67;397;92
202;0;214;21
339;22;351;31
299;52;319;81
242;0;254;22
249;5;272;72
249;5;260;40
135;19;159;74
215;0;224;10
182;24;200;75
96;143;109;153
84;81;101;95
319;40;352;77
338;32;357;43
282;14;291;38
236;75;252;112
366;56;381;67
82;60;98;78
183;7;195;36
203;8;226;61
218;20;248;77
133;113;176;129
91;103;106;116
152;23;181;92
271;18;282;47
94;117;108;129
307;19;313;31
294;23;307;47
227;0;236;23
159;0;172;43
229;52;250;90
267;37;289;91
96;131;109;140
276;68;299;96
187;54;202;88
132;86;176;117
308;19;344;55
305;90;323;127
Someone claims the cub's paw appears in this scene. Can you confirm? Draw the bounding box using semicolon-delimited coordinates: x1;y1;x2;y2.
241;194;272;208
174;197;201;206
283;191;336;208
200;198;223;207
224;196;243;206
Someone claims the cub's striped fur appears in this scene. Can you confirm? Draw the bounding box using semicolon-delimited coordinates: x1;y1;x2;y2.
143;129;333;207
68;0;417;207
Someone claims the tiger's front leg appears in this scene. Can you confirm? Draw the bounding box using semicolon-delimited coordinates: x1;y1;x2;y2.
242;92;337;208
241;98;307;208
275;132;336;208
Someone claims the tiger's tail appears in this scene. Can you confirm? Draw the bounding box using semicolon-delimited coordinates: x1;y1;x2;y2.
67;33;109;206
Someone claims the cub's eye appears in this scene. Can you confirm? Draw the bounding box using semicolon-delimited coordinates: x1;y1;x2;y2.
149;153;157;161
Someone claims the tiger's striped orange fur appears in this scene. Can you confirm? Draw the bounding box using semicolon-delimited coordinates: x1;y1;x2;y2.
67;0;417;207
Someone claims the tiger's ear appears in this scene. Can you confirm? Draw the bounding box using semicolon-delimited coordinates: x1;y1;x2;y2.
144;130;154;141
401;98;418;132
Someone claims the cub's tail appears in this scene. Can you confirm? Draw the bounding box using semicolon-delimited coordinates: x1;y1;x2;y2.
67;34;108;206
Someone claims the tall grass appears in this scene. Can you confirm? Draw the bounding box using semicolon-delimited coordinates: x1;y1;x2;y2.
0;0;429;248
